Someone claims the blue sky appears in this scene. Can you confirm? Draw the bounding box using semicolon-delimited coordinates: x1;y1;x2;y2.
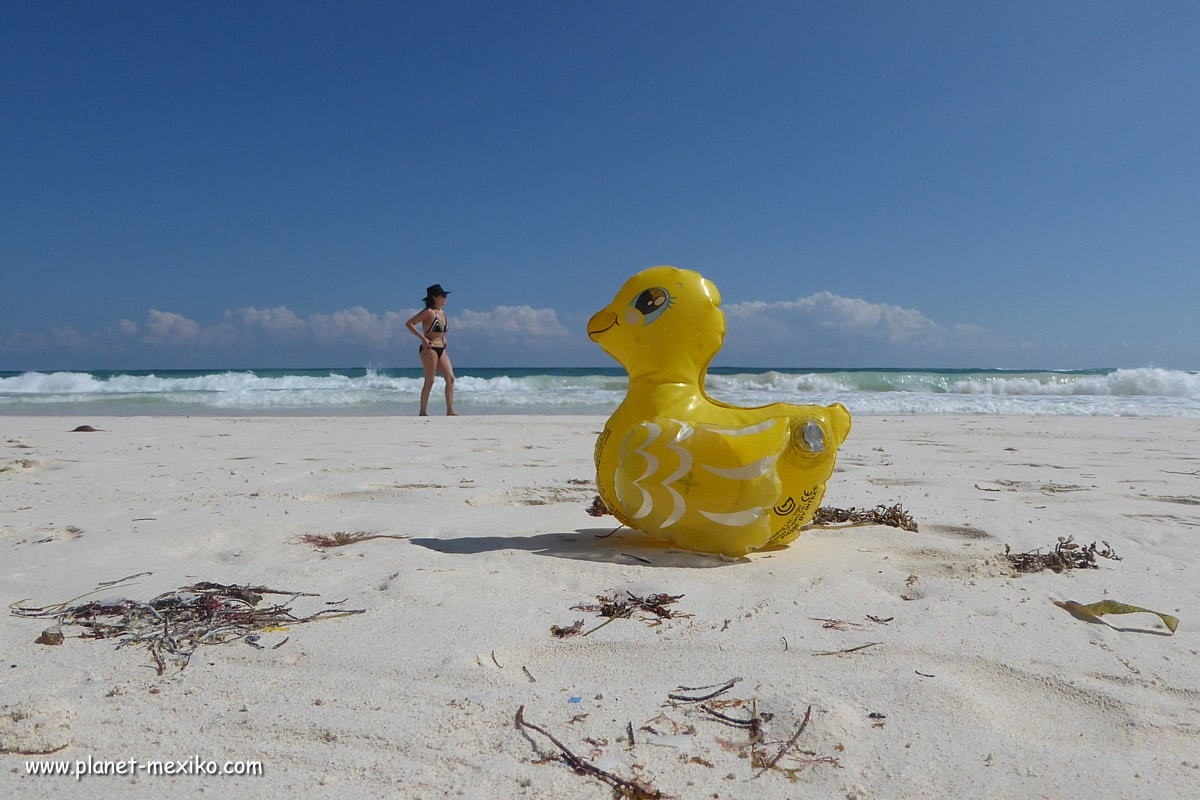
3;1;1197;371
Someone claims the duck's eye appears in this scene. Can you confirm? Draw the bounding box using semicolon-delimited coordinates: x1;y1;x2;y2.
631;287;671;324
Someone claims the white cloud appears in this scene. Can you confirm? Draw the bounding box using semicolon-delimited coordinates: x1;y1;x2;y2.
0;295;1029;369
225;306;305;337
726;293;942;344
308;307;406;347
722;292;1033;359
455;305;570;342
143;310;202;346
18;304;573;358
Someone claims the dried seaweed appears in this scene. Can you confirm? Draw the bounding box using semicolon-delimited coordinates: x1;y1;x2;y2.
587;496;612;517
299;530;409;549
573;591;686;620
515;705;664;799
668;678;740;703
1005;536;1120;573
811;504;918;532
552;591;689;639
811;617;863;631
550;619;585;638
11;581;365;674
1052;599;1178;633
759;705;813;771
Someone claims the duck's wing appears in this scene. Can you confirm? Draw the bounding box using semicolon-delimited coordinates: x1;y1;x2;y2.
613;416;791;554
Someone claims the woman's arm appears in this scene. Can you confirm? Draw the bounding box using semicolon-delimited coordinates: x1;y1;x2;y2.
406;309;432;344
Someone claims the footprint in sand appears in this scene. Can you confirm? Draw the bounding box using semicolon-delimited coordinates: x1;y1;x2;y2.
14;526;84;545
0;702;74;755
1121;513;1200;528
467;486;595;506
0;459;48;474
927;524;993;540
1138;494;1200;506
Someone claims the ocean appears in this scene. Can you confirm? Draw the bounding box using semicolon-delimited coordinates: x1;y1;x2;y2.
1;367;1198;417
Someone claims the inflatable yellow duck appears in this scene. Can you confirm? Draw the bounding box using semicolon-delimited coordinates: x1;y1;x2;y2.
588;266;851;556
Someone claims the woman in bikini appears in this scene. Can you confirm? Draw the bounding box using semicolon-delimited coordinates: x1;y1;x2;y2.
405;283;458;416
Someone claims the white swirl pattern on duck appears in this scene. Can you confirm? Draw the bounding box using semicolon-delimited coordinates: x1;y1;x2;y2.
626;418;780;530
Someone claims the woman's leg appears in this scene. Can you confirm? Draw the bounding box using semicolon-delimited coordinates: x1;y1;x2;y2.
418;345;438;415
437;351;457;416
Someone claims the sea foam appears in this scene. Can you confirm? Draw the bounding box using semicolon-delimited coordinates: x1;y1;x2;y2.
1;367;1197;416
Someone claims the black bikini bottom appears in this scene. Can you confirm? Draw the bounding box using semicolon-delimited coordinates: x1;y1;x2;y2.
421;345;446;359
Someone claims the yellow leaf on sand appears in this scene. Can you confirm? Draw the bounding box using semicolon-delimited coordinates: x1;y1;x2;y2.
1053;599;1178;634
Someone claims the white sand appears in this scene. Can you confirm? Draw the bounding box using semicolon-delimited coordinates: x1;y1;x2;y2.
2;415;1197;798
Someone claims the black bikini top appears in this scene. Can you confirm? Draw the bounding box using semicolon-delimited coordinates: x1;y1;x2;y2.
426;312;447;334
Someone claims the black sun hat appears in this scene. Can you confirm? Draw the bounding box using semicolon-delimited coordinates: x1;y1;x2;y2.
423;284;451;302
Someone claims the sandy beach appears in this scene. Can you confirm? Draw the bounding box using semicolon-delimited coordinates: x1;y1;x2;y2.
2;414;1197;799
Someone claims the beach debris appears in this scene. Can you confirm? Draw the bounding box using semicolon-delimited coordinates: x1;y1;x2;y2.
656;688;840;781
1005;536;1120;573
866;615;894;624
813;642;881;656
574;591;687;621
298;530;409;549
668;678;741;704
698;704;761;731
98;571;153;586
1052;599;1178;634
593;523;624;539
812;617;862;631
69;425;101;432
515;705;664;799
11;580;365;674
759;705;813;771
558;591;690;637
35;628;63;646
810;503;918;532
587;495;612;517
550;619;585;638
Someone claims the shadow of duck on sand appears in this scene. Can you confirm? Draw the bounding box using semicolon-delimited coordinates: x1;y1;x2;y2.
409;528;755;569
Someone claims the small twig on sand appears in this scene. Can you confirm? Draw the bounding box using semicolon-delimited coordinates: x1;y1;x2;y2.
668;678;740;703
515;705;663;799
97;571;153;586
491;650;503;668
763;705;813;771
592;522;624;542
299;531;408;549
813;642;881;656
699;705;758;728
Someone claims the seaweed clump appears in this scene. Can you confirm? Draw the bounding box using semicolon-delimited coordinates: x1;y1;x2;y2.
1006;536;1120;573
12;581;364;674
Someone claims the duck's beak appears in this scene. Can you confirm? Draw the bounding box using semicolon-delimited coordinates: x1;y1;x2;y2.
587;310;617;342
